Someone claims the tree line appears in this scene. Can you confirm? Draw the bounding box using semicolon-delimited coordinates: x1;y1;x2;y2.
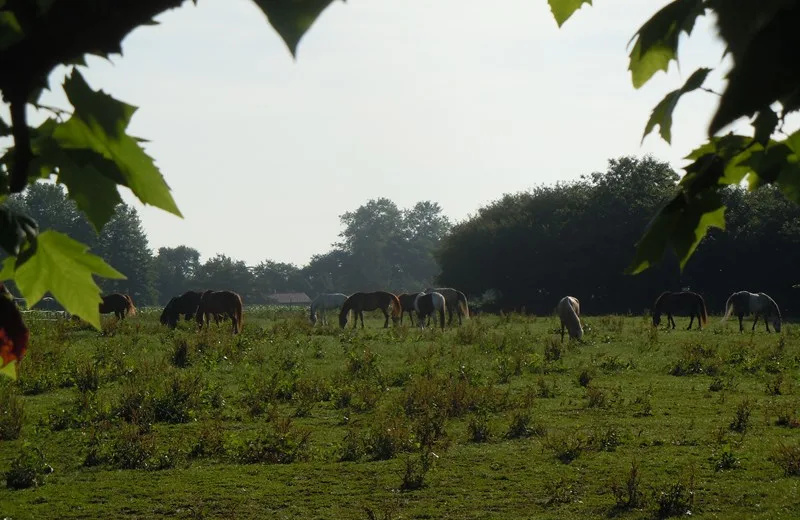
5;155;800;316
437;156;800;316
2;185;450;305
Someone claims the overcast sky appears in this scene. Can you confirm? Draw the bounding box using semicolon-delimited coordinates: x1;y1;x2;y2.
32;0;743;266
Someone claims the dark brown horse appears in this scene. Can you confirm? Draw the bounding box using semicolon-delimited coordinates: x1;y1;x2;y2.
653;291;708;330
196;290;243;334
339;291;402;329
398;292;421;325
160;290;204;328
99;293;136;320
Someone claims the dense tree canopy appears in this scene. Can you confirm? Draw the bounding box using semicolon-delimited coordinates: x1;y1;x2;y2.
437;155;800;315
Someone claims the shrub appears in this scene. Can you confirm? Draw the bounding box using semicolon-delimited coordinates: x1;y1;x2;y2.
0;384;24;440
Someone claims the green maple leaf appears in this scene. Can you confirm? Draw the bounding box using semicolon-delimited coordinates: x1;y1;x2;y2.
547;0;593;27
1;230;125;329
251;0;338;57
643;67;711;144
627;190;725;274
53;69;182;222
627;0;705;89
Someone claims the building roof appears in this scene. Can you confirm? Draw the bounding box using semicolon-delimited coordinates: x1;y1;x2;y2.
266;292;312;304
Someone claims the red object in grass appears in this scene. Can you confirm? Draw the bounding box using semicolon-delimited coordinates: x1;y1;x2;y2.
0;294;29;371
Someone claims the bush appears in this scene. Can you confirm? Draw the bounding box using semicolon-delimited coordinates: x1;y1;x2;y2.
0;384;24;440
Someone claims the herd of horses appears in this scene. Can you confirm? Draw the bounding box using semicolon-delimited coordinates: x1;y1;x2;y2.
556;289;784;342
88;286;783;340
310;288;470;331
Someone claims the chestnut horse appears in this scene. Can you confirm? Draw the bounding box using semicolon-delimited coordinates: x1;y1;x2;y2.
339;291;402;329
99;293;136;320
160;290;203;328
196;290;243;334
398;292;421;325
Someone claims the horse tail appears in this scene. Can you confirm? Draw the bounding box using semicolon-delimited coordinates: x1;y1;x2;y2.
125;294;137;316
236;294;244;332
390;293;402;318
699;295;708;325
722;294;734;322
458;291;470;319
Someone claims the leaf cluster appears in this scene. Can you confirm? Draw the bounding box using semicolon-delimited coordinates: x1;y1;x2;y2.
0;0;340;374
549;0;800;273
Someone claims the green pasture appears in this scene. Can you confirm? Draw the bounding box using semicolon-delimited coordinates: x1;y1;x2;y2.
2;308;800;519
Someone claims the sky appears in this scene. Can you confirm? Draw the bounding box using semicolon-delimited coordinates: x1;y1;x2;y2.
29;0;743;266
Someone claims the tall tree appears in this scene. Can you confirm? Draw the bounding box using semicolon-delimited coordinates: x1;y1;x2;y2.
195;254;252;296
153;245;201;304
95;204;156;305
251;260;308;301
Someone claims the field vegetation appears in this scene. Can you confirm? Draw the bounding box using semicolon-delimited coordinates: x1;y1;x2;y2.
2;308;800;519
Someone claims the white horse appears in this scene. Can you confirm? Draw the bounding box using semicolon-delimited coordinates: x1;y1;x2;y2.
415;292;447;330
557;296;583;342
310;293;348;326
722;291;782;333
423;287;469;325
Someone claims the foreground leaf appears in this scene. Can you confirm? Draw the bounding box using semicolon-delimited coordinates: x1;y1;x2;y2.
52;70;182;222
627;190;725;274
642;67;711;144
627;0;705;89
547;0;593;27
0;206;38;256
250;0;337;57
3;230;126;329
708;3;800;135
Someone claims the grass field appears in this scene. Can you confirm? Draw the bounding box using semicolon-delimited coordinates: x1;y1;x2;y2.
2;308;800;519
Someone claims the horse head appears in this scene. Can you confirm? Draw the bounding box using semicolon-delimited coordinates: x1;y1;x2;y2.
652;312;661;327
338;311;348;329
773;316;782;333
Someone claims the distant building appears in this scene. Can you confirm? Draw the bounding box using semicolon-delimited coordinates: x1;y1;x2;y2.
266;292;312;306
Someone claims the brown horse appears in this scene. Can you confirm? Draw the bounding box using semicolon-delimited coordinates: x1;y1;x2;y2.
652;291;708;330
339;291;402;329
196;290;243;334
99;293;136;320
160;290;204;328
398;292;421;325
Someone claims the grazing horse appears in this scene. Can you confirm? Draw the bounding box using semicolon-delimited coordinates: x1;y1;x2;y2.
99;293;136;320
310;293;348;326
557;296;583;342
414;292;447;331
723;291;782;333
338;291;402;329
196;290;243;334
398;292;421;325
160;290;203;328
652;291;708;330
423;287;470;326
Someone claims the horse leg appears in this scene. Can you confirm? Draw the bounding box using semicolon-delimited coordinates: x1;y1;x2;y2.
752;314;759;332
359;311;365;329
439;309;445;330
687;315;694;330
737;314;744;333
382;309;389;328
409;311;415;326
765;314;771;333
